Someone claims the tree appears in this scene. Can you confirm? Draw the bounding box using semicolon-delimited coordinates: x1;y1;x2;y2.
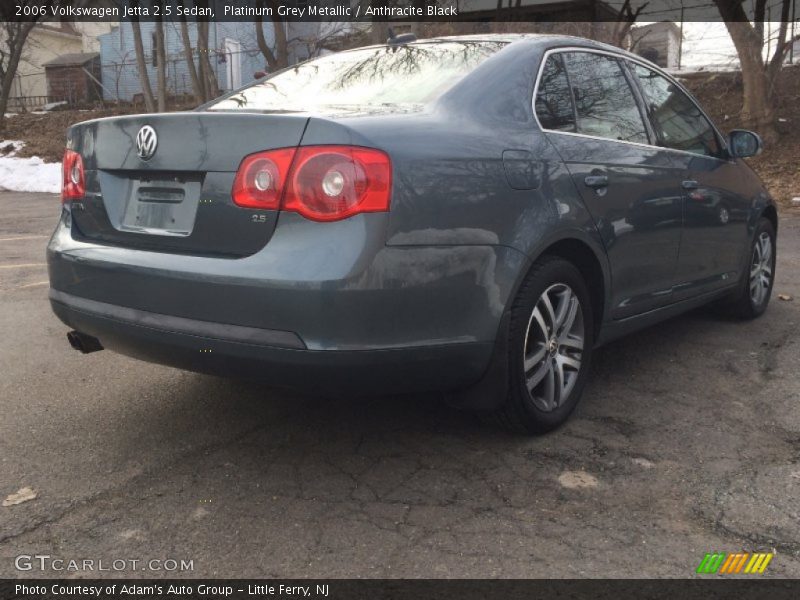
178;17;205;103
130;0;156;112
610;0;648;49
366;0;390;44
107;50;133;103
196;19;218;99
299;22;364;60
255;0;289;72
0;2;41;132
254;7;356;76
715;0;800;142
153;10;167;112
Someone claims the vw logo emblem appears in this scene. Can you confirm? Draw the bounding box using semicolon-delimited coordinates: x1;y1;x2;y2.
136;125;157;160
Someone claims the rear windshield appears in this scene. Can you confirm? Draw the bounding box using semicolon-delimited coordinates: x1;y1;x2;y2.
209;41;506;112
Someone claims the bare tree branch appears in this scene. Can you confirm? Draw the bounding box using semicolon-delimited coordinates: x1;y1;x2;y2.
130;0;155;112
0;1;46;130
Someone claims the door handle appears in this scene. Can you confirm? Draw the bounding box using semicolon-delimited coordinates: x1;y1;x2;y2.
682;180;699;190
584;175;608;189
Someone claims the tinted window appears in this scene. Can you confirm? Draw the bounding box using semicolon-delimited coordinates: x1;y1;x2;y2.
561;52;648;144
210;41;506;112
632;64;721;157
535;54;576;132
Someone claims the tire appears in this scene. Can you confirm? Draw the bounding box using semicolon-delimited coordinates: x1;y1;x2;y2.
491;256;594;434
726;217;776;320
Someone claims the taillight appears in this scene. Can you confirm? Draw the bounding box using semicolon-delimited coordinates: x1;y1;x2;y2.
231;145;392;221
231;147;296;209
61;149;85;203
284;146;391;222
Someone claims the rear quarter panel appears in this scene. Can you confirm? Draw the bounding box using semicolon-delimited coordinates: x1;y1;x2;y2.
317;40;610;321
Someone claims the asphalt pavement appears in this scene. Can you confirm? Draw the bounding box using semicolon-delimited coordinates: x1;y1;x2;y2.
1;192;799;578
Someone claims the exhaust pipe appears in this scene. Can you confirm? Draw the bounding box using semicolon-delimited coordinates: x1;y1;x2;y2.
67;330;103;354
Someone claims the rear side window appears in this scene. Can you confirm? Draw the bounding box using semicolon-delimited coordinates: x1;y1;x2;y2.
535;54;576;132
561;52;649;144
631;64;721;157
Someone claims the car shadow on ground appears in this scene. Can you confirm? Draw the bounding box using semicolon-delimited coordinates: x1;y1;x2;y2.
96;304;749;459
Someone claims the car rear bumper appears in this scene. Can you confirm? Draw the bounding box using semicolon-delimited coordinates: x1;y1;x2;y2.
47;211;526;395
50;289;493;395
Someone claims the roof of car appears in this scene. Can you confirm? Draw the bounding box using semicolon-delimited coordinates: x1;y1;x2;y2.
407;33;659;70
357;32;610;50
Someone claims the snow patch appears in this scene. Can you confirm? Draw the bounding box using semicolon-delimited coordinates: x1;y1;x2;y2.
0;154;60;193
43;100;67;111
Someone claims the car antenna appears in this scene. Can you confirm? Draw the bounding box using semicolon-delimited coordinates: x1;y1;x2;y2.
387;27;417;46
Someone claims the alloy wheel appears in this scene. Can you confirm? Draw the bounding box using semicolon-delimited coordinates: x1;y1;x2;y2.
522;283;584;412
750;232;773;306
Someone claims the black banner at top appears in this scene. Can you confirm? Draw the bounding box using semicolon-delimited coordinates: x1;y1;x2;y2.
0;0;794;23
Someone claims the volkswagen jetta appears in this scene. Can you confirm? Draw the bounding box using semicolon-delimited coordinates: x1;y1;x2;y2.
48;35;777;433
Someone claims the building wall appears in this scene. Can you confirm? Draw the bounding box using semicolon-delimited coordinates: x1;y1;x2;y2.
633;23;681;68
98;22;276;102
11;26;84;100
3;23;114;108
73;22;117;52
46;59;102;104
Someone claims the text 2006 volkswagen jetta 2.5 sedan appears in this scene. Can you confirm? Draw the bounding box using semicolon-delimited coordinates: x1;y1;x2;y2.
48;35;778;433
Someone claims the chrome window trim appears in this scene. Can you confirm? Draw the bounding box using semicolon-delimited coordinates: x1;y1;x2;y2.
532;45;733;164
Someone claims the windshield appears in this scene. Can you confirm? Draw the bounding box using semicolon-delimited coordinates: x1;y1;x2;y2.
209;41;506;112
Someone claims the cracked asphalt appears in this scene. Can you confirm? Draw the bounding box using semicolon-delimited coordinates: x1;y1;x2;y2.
1;192;799;578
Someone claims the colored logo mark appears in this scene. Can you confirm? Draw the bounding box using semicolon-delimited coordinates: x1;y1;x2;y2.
696;552;773;574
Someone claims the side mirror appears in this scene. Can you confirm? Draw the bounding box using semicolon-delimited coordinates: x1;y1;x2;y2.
729;129;763;158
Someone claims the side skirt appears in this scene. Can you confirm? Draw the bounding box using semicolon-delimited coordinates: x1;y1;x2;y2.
596;283;739;347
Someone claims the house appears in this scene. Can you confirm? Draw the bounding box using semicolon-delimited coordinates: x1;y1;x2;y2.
97;20;346;103
43;53;103;105
5;21;116;110
98;22;259;103
8;23;81;109
631;22;682;68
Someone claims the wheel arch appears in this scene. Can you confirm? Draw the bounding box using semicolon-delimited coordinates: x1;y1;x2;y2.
761;204;778;233
532;236;608;342
450;232;609;412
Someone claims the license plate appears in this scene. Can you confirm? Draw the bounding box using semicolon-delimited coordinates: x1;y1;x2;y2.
120;179;200;236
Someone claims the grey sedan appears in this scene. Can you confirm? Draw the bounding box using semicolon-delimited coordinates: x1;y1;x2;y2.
48;34;777;433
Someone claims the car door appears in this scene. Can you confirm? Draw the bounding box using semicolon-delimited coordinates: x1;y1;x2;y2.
535;50;685;320
628;62;750;300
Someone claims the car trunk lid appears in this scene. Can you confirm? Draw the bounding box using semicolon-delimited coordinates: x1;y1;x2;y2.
67;112;309;257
